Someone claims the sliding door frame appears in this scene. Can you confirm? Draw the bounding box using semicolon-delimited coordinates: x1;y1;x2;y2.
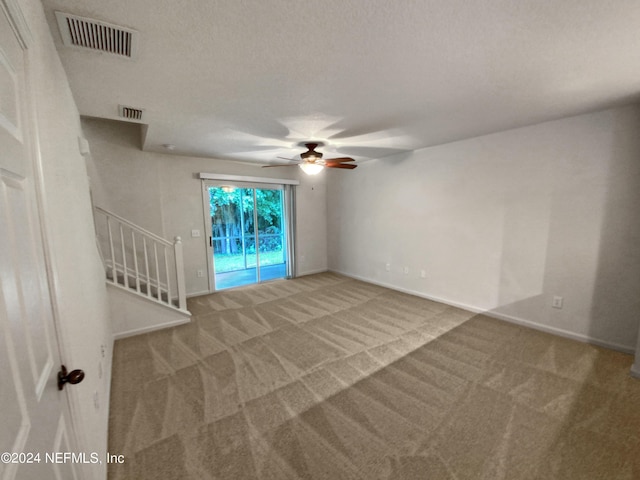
200;174;298;292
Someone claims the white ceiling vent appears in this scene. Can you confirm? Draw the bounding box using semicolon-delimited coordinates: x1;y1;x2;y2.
55;11;138;59
118;105;144;121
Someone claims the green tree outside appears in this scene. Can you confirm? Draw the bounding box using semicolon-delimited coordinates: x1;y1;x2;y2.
209;187;285;272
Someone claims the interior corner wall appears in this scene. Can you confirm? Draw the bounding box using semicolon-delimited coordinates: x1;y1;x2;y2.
328;104;640;353
21;0;114;477
82;117;328;296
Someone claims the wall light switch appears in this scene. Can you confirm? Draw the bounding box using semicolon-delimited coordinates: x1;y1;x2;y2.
197;270;205;278
78;136;90;156
403;267;409;275
191;229;200;238
385;263;391;272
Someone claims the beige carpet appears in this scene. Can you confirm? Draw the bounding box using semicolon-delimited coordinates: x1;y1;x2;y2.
108;273;640;479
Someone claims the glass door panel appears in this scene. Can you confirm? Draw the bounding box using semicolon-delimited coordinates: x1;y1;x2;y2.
209;186;257;290
208;184;287;290
256;188;287;282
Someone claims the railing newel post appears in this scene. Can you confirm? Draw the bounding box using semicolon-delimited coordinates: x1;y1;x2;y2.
174;236;187;311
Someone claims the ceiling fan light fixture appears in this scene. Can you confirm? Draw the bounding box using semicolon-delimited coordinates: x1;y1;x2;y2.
262;143;355;173
299;163;324;175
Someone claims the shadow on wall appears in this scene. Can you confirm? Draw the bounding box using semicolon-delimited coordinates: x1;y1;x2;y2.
491;108;640;358
381;150;415;165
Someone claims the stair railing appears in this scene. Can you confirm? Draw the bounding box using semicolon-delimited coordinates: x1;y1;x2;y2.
93;206;187;312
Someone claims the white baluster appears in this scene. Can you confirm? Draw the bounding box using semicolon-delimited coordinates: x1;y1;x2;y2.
174;236;186;311
131;230;140;293
106;216;116;283
143;237;151;298
119;224;128;288
153;242;161;302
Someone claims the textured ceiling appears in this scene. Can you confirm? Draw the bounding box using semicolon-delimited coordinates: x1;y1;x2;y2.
41;0;640;164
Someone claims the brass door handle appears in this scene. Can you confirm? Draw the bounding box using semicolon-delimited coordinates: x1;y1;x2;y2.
58;365;85;391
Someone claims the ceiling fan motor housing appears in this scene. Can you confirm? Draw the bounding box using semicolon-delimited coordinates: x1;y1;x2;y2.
301;143;323;161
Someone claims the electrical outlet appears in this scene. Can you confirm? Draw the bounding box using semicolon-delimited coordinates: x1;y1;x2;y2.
191;229;200;238
197;270;205;278
552;296;564;309
385;263;391;272
420;270;426;279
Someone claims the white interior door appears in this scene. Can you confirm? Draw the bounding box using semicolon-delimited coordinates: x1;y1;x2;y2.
0;3;80;479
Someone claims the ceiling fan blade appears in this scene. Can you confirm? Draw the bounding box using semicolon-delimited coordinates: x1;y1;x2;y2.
262;163;299;168
277;156;299;161
325;159;355;167
324;157;355;163
326;163;357;169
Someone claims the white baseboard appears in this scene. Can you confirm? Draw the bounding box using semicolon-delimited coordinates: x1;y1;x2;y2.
631;363;640;379
185;271;330;297
331;269;485;313
297;267;329;277
187;290;211;298
486;310;635;355
330;269;636;355
113;317;191;340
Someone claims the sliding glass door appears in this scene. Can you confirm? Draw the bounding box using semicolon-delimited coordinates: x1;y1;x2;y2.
207;183;289;290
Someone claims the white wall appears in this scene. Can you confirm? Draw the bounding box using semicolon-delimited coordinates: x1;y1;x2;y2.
82;118;328;296
107;285;190;339
328;105;640;353
21;0;113;477
295;170;328;275
633;328;640;377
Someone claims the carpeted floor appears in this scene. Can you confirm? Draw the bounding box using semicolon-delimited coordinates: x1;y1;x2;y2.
108;273;640;479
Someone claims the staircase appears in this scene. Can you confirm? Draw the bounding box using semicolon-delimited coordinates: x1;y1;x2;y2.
94;206;190;338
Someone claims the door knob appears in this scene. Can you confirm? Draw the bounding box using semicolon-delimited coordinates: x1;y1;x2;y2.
58;365;85;391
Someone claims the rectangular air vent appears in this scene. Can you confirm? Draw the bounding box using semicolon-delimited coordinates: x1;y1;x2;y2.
55;11;138;59
118;105;144;121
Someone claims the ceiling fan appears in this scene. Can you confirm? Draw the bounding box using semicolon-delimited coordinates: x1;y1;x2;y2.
263;143;357;175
